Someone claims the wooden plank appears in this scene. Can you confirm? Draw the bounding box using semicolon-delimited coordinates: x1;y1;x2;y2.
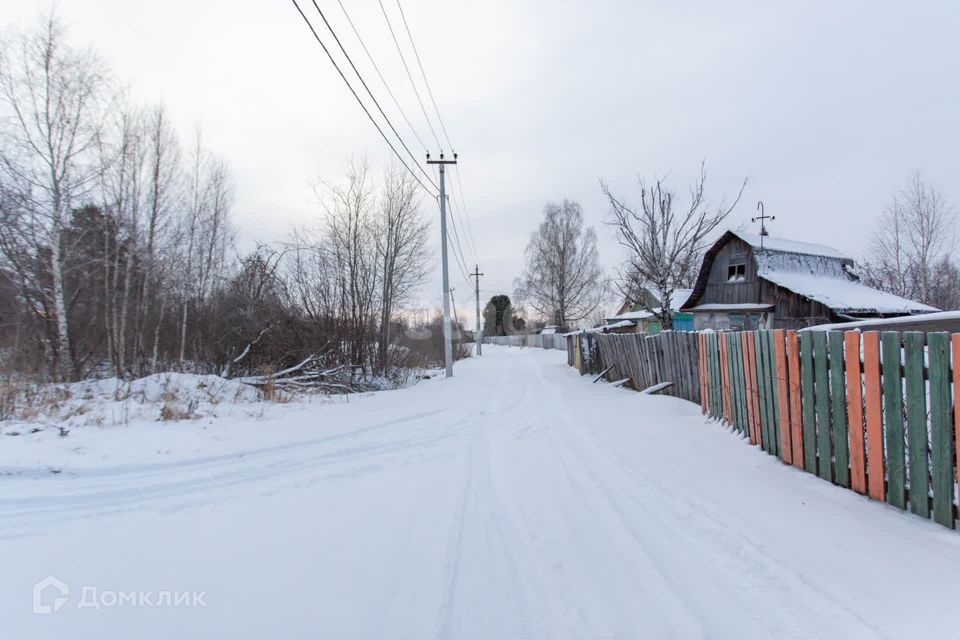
787;331;804;469
766;331;781;458
862;331;886;502
799;331;817;473
746;332;760;445
812;331;832;482
741;333;753;442
927;332;953;528
750;332;764;448
642;381;674;394
903;332;929;518
828;331;850;488
706;334;716;418
736;333;749;436
730;334;744;433
774;330;792;464
755;331;771;452
719;334;730;422
881;331;905;510
749;332;762;445
845;331;867;495
954;334;960;523
698;333;708;414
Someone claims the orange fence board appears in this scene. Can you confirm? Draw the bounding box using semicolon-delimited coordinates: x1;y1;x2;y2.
862;331;885;501
845;331;867;495
953;334;960;506
786;331;804;469
774;330;792;464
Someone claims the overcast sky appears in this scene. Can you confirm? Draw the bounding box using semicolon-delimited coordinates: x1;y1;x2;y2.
3;1;959;325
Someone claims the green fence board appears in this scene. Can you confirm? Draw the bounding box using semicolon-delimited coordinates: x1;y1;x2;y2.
767;331;781;458
881;332;905;509
727;334;740;432
829;331;850;488
735;335;748;435
928;332;953;528
812;331;832;482
799;331;817;473
903;332;929;518
756;331;771;453
708;333;718;419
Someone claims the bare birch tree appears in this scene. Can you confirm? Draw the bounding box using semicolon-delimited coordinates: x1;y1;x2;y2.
862;171;956;309
602;162;747;329
316;160;379;374
514;199;604;329
0;14;113;379
374;165;430;372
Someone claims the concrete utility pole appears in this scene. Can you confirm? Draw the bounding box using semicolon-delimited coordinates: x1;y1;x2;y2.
427;152;457;378
471;265;483;355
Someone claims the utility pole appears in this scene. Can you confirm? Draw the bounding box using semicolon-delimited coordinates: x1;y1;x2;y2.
449;287;461;336
471;265;483;355
427;152;457;378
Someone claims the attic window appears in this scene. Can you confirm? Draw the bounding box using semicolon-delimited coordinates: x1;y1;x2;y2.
727;263;746;282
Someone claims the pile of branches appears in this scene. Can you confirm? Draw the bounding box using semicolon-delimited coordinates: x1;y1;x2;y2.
234;354;366;394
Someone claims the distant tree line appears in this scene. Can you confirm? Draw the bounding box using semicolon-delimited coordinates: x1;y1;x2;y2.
0;15;443;385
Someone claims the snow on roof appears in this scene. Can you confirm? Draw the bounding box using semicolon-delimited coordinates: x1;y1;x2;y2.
607;308;658;322
670;288;695;309
687;303;774;312
759;269;939;314
730;230;850;261
802;309;960;332
608;289;694;322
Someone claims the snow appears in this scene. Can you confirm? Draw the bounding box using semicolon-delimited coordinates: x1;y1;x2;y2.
607;308;658;321
730;229;850;260
687;303;774;311
759;269;939;314
3;347;959;638
607;289;694;322
803;309;960;331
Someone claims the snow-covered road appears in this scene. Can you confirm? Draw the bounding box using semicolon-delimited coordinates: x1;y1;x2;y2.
3;346;959;639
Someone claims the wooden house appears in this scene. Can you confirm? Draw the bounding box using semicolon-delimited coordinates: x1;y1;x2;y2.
605;287;695;334
680;230;937;330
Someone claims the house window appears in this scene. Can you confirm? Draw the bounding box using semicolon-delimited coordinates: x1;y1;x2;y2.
727;263;746;282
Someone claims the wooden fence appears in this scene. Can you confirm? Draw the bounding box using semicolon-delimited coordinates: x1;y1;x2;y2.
700;329;960;529
594;332;702;404
483;334;567;351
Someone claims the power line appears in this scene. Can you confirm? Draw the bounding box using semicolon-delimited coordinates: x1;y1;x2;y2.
291;0;438;197
447;172;478;266
307;0;438;192
394;0;454;152
333;0;430;154
452;165;479;261
376;0;443;151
